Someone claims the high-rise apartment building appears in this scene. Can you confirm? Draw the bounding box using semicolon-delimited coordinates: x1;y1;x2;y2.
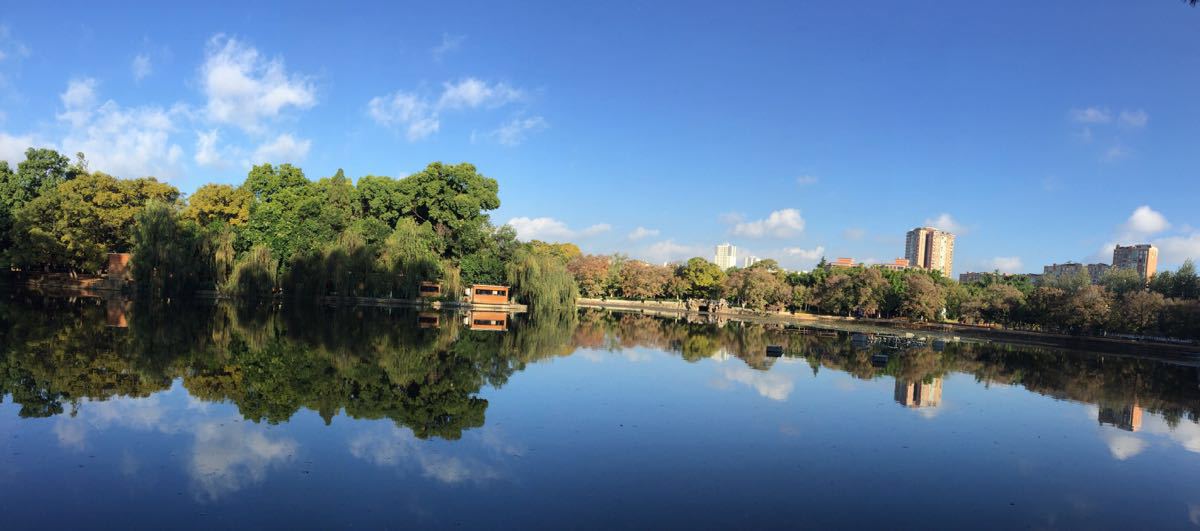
1112;244;1158;281
904;227;956;278
742;255;760;268
714;243;737;270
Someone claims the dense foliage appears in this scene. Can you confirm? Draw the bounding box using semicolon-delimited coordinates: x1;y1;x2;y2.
0;148;572;310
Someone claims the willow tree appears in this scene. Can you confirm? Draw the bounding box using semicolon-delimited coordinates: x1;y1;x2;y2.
506;250;579;314
379;218;442;298
130;201;209;298
227;245;277;299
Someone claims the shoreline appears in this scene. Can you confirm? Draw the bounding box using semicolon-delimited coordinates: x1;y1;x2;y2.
577;297;1200;360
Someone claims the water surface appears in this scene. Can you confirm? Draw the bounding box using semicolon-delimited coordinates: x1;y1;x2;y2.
1;294;1199;529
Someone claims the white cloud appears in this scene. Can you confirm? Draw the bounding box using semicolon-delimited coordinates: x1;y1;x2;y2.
505;216;610;241
194;129;224;167
201;35;316;134
1121;205;1170;236
132;53;152;82
989;256;1023;273
431;33;465;61
1071;107;1112;124
842;228;865;241
0;131;41;165
485;116;547;146
367;91;439;141
56;80;185;179
628;227;660;241
250;133;310;164
190;420;297;501
730;208;805;238
1101;430;1147;460
1154;233;1200;267
1103;145;1130;161
639;240;709;264
349;426;507;484
368;78;524;142
783;246;825;261
796;175;818;186
57;78;98;127
719;365;795;401
923;213;967;235
437;78;522;110
1118;109;1148;128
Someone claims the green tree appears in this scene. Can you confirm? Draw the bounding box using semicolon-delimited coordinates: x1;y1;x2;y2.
899;274;945;321
9;172;179;272
401;162;500;258
1099;267;1146;297
679;257;726;299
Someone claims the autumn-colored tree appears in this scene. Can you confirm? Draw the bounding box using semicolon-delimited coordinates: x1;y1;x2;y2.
619;260;669;300
568;255;612;298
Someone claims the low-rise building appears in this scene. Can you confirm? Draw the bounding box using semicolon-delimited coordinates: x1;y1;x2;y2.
1043;262;1110;284
829;257;856;268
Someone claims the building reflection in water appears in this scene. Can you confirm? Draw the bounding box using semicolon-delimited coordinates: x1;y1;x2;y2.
894;378;943;408
1098;402;1143;432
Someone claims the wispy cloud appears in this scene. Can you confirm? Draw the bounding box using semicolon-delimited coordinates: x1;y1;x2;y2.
784;245;825;261
506;216;609;241
369;78;526;142
795;175;818;186
1070;107;1112;124
132;53;152;82
923;213;967;235
730;208;805;238
1118;109;1148;128
988;256;1023;273
628;226;660;241
479;116;547;146
431;33;465;61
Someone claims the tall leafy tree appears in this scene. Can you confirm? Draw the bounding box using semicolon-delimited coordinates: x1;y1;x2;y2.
184;183;253;227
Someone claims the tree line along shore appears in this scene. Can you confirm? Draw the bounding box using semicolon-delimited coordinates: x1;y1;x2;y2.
1;147;1198;342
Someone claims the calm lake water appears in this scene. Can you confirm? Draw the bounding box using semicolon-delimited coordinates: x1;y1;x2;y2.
2;294;1199;529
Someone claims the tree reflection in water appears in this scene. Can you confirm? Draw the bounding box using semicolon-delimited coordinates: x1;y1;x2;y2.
2;295;1198;441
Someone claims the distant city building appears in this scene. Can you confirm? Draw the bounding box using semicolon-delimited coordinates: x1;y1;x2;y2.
959;272;985;284
742;255;760;268
1113;244;1158;281
905;227;955;278
1043;262;1110;284
825;257;907;271
1098;403;1143;432
714;243;738;269
960;271;1032;284
894;378;943;408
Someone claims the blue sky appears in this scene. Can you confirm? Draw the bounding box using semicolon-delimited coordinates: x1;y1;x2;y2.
0;1;1198;273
